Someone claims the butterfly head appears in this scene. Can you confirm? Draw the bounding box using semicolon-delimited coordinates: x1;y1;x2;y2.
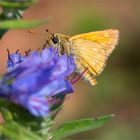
41;29;59;46
47;31;71;54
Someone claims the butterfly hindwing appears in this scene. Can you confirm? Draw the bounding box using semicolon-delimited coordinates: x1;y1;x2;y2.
69;29;119;85
70;38;106;85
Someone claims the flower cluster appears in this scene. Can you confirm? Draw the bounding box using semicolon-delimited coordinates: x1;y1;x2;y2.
0;47;75;116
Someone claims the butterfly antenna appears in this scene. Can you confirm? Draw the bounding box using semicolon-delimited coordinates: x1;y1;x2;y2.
42;40;49;50
70;67;88;84
28;30;48;36
46;29;49;32
45;28;54;37
45;29;51;34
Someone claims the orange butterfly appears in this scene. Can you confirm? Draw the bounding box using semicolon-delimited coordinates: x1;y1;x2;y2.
40;29;119;85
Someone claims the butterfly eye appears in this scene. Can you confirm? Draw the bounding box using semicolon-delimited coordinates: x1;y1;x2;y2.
52;36;59;44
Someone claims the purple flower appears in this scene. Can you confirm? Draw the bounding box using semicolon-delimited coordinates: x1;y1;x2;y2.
7;51;25;72
0;47;75;116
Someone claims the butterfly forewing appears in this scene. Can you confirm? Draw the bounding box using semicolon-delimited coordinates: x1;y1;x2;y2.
70;29;119;57
69;29;119;85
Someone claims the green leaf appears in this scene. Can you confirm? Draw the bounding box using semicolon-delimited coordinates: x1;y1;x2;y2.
0;121;42;140
0;0;37;8
51;114;114;140
0;19;50;29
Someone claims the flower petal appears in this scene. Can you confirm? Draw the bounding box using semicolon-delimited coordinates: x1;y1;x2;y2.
25;96;49;116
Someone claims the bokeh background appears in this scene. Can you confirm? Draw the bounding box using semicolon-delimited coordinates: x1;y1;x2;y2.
0;0;140;139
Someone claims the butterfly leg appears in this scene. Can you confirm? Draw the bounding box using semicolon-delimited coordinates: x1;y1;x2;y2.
57;43;65;56
53;44;59;55
70;67;88;84
59;44;64;55
42;39;49;50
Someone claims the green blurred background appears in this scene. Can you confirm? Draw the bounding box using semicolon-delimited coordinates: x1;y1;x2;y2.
0;0;140;139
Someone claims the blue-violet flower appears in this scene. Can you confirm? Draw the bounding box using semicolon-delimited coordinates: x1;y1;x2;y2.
0;47;75;116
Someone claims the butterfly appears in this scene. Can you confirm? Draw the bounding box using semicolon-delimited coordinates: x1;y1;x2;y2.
36;29;119;85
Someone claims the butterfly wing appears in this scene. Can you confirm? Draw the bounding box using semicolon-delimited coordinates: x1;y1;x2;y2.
69;38;106;85
70;29;119;57
69;29;119;85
